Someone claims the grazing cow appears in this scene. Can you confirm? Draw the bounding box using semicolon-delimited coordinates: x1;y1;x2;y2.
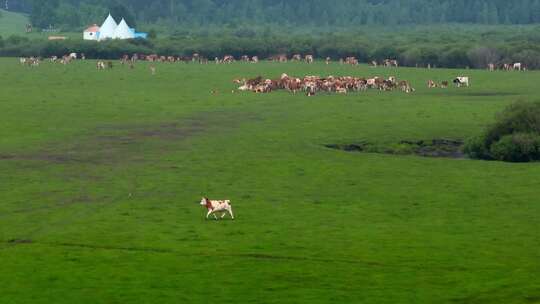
441;81;449;88
366;77;378;88
427;80;437;88
399;81;414;93
251;56;259;63
513;62;522;71
345;57;358;65
384;59;398;67
223;55;235;63
21;57;40;67
69;52;77;60
200;197;234;220
278;54;288;62
305;55;314;64
96;61;106;70
336;87;348;94
371;61;378;67
305;81;317;96
326;57;331;65
292;54;302;61
488;63;495;71
453;77;469;87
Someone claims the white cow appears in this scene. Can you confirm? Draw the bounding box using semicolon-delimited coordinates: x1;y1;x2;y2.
513;62;522;71
69;52;77;60
200;197;234;220
453;76;470;87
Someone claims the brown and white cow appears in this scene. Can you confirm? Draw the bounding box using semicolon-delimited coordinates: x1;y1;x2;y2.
384;59;398;67
96;61;106;70
292;54;302;61
305;55;314;64
200;197;234;220
223;55;235;63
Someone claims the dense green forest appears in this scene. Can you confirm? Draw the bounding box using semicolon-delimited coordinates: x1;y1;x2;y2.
6;0;540;29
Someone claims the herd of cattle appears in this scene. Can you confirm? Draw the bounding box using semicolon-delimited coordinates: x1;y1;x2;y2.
233;74;471;95
234;74;414;95
18;53;528;73
17;53;406;67
17;52;477;95
19;53;83;67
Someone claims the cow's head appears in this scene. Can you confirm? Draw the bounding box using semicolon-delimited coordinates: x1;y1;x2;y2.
200;197;209;206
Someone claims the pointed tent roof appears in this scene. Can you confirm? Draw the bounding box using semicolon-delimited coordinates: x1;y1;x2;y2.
98;14;117;40
113;18;135;39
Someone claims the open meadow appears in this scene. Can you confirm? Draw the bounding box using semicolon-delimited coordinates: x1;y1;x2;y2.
0;58;539;303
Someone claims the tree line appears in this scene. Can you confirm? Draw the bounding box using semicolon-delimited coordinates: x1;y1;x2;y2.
2;26;540;69
7;0;540;29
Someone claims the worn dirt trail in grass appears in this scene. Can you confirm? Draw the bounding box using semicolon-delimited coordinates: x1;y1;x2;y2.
0;110;257;167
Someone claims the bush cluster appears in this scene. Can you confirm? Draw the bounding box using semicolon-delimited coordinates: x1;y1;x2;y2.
464;101;540;162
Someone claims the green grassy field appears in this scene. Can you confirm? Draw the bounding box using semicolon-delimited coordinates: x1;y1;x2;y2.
0;9;82;40
0;58;539;303
0;9;28;36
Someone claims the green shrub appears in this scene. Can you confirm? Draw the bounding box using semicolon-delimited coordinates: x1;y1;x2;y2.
463;135;491;160
490;133;540;162
465;101;540;162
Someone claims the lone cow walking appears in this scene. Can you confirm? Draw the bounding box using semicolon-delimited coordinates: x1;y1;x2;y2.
200;197;235;220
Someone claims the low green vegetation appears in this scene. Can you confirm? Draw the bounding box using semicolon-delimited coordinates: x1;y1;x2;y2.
464;101;540;162
0;58;539;303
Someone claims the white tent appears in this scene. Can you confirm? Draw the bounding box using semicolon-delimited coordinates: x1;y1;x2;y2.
98;14;117;40
113;18;135;39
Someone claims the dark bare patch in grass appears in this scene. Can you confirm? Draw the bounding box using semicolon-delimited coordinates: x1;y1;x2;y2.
7;239;33;244
1;110;256;166
326;138;465;158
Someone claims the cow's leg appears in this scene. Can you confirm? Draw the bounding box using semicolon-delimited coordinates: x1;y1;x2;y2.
227;207;235;219
206;210;212;219
212;213;218;220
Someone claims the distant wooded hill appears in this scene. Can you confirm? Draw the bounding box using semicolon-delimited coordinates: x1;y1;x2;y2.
7;0;540;29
